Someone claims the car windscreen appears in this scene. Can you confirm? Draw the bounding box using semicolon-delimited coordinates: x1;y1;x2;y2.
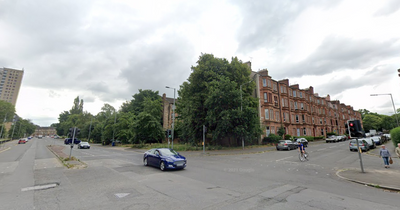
159;149;179;156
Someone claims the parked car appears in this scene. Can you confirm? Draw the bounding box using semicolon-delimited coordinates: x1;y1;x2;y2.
143;148;186;171
349;139;369;152
18;138;27;144
370;136;382;145
362;138;376;149
78;142;90;149
276;140;297;151
295;138;308;147
326;135;338;143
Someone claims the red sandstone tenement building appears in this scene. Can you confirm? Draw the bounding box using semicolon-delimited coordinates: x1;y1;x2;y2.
255;68;362;142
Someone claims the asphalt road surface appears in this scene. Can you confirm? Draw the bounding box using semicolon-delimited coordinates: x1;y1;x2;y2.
0;137;398;210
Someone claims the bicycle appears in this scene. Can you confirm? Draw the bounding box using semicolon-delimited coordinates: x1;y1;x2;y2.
299;150;309;162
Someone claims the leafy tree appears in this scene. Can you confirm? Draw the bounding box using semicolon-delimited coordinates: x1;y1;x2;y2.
362;114;382;131
0;100;15;122
177;53;261;145
277;126;286;137
121;89;161;115
70;96;84;115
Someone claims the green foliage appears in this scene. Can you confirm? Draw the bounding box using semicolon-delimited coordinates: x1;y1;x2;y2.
277;126;285;137
120;89;161;115
0;100;16;123
177;53;261;145
390;127;400;148
70;96;84;115
262;134;282;144
284;134;291;140
326;132;337;136
363;114;382;131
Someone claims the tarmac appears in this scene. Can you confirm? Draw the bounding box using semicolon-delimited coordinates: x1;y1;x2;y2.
2;138;400;191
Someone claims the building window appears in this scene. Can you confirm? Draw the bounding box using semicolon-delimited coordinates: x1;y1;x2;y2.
283;113;286;122
302;115;305;123
270;109;274;120
320;119;323;124
294;102;298;109
296;115;299;123
267;80;271;87
265;109;269;119
299;92;303;98
264;93;268;102
262;79;266;87
303;128;307;136
266;126;270;136
300;103;304;110
273;83;277;91
275;111;280;122
271;126;275;134
293;90;297;97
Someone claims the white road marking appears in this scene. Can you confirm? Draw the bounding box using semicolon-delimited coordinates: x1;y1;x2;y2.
21;183;58;192
276;156;293;162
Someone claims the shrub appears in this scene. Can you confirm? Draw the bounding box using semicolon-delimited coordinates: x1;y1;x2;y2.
327;132;337;136
262;134;282;144
390;127;400;148
284;134;292;140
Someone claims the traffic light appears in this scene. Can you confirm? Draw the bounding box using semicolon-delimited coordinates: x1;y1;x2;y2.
347;120;363;138
75;128;80;137
68;128;74;138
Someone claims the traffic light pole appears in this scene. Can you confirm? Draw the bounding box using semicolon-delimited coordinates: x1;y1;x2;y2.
355;137;365;173
69;127;76;160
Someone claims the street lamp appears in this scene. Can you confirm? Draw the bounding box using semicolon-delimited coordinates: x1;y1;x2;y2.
166;86;176;149
370;93;399;127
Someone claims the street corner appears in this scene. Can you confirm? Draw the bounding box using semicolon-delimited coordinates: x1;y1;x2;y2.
336;168;400;192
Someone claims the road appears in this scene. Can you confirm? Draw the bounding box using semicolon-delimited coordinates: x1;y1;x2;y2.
0;137;398;209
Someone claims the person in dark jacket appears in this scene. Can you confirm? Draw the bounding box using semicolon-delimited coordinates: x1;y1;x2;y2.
379;145;391;168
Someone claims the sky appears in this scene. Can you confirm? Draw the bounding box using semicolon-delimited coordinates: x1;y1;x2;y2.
0;0;399;126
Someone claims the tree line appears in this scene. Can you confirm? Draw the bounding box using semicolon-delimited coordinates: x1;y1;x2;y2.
358;109;399;132
52;54;262;146
0;100;36;139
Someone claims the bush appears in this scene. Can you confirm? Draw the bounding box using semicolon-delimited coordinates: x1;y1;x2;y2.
327;132;337;136
263;134;282;144
390;127;400;148
284;134;292;140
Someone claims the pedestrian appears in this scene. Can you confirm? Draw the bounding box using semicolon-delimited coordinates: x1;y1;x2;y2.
379;145;391;168
396;143;400;158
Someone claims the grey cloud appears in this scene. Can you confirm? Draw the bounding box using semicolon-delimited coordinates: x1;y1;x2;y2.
316;64;395;96
119;33;195;100
232;0;342;54
272;36;400;78
374;0;400;16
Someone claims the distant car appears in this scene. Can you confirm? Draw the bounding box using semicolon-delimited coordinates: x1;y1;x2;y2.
349;139;369;152
18;139;27;144
296;138;308;147
276;140;297;151
143;148;187;171
78;142;90;149
326;135;338;143
64;138;81;145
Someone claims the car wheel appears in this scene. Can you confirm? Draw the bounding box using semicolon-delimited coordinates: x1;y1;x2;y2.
160;161;165;171
143;158;148;166
288;146;291;151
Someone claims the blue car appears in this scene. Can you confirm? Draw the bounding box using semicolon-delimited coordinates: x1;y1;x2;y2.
143;148;187;171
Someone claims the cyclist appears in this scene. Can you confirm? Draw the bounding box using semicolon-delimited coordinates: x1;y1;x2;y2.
298;141;308;160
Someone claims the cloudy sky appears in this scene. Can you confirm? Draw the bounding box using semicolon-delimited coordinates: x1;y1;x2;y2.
1;0;399;126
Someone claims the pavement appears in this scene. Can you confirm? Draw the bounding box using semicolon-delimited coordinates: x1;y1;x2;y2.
337;140;400;191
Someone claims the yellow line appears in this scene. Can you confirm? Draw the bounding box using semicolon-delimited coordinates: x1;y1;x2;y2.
0;147;11;153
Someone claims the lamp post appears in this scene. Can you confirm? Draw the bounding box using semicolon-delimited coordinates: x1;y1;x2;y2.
166;86;176;149
370;93;399;127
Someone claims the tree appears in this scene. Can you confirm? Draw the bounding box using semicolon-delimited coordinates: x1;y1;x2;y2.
121;89;161;115
70;96;84;115
177;53;261;145
362;114;382;131
0;100;15;122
